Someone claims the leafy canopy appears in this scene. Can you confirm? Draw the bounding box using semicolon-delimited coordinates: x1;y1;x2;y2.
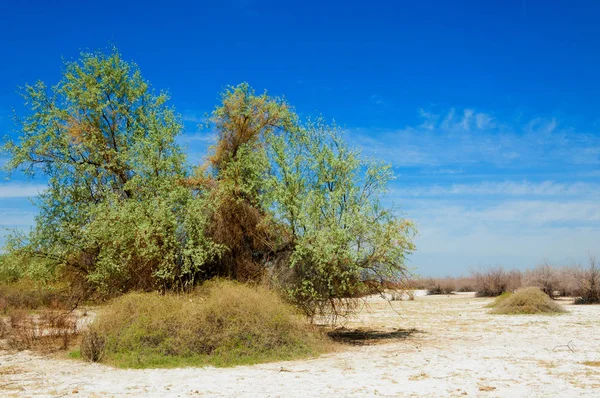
3;48;221;293
206;84;416;315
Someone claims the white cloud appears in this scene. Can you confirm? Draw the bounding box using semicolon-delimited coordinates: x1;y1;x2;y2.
0;183;47;198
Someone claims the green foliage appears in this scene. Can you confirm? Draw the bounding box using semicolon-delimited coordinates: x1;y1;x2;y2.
490;287;566;315
0;253;23;283
264;118;416;315
81;186;223;294
195;83;297;281
3;48;221;293
485;291;513;308
69;349;82;359
80;280;328;368
203;83;416;316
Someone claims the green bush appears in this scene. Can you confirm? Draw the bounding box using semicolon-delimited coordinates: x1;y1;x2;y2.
490;287;566;315
485;291;513;308
81;280;328;368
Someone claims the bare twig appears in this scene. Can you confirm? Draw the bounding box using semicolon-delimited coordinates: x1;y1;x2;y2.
552;340;576;353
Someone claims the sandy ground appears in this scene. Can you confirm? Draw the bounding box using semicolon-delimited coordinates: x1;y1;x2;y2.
1;292;599;397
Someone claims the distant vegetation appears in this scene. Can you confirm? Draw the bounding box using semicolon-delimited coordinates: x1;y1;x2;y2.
413;257;600;305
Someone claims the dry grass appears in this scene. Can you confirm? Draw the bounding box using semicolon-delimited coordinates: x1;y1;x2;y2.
582;361;600;367
81;279;329;368
490;287;566;315
0;280;71;313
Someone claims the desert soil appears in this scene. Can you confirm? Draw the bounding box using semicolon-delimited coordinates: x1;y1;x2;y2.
1;292;599;397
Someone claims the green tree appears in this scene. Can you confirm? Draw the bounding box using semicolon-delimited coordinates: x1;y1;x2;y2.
205;84;416;316
194;83;297;281
3;49;221;293
265;119;416;316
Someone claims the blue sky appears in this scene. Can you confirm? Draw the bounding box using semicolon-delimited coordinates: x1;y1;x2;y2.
1;0;599;276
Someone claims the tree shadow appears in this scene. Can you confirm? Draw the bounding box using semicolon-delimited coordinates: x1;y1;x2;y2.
327;327;422;346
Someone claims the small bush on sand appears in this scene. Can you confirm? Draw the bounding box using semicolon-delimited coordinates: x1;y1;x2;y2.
81;280;328;368
490;287;566;315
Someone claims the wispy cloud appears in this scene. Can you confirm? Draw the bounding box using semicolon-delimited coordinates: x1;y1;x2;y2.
181;110;208;124
403;196;600;274
348;108;600;168
0;209;36;226
0;183;46;198
362;106;600;274
370;94;385;106
391;181;600;198
177;132;217;145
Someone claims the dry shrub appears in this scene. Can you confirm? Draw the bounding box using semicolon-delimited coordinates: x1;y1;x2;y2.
6;309;78;351
397;279;417;300
471;266;522;297
553;266;579;297
0;280;71;313
81;280;328;368
523;263;561;298
416;276;476;294
425;277;455;295
454;276;476;292
80;329;105;362
573;257;600;304
406;277;433;290
490;287;566;315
